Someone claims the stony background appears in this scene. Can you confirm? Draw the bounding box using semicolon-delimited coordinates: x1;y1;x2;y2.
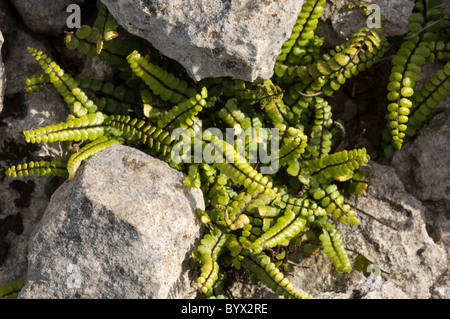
0;0;448;299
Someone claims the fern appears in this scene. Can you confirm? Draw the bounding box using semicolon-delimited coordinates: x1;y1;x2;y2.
194;226;229;295
24;73;51;94
386;0;449;149
64;1;140;68
308;149;371;185
157;87;208;130
5;0;409;299
6;160;68;179
0;279;26;299
312;184;360;225
319;223;352;273
405;61;450;139
303;97;333;159
24;112;106;144
276;0;326;66
104;115;175;161
127;50;196;104
240;252;308;299
67;137;119;180
251;209;307;253
28;47;98;117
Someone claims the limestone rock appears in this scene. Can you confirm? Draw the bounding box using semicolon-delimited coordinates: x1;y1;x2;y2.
390;108;450;258
0;29;4;115
19;144;204;299
318;0;415;47
100;0;304;82
287;161;448;299
391;108;450;210
10;0;85;36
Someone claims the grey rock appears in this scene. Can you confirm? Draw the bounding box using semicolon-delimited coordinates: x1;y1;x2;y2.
319;0;415;47
311;281;409;299
390;108;450;255
2;23;53;96
287;161;448;299
77;56;116;81
10;0;85;36
0;29;4;115
19;144;205;299
391;108;450;210
3;90;69;159
100;0;304;82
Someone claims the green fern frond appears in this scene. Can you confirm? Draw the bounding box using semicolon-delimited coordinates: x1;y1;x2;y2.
6;160;68;179
405;61;450;139
24;73;51;94
303;97;333;159
208;136;275;196
217;98;252;131
428;41;450;62
241;252;308;299
0;279;26;299
319;223;352;273
24;112;106;144
274;127;308;173
251;208;307;253
195;226;229;295
312;184;360;225
387;0;444;149
308;149;370;185
276;0;326;65
308;28;389;96
157;87;207;130
282;27;388;115
258;79;294;126
28;47;98;117
280;195;321;219
127;50;196;104
342;171;368;196
67;136;119;180
104;115;174;157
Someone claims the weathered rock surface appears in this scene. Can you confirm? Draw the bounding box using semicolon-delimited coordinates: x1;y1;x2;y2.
10;0;84;36
100;0;304;82
0;0;125;289
19;144;205;299
252;161;447;299
318;0;415;48
391;108;450;258
0;1;68;288
0;29;4;115
391;108;449;209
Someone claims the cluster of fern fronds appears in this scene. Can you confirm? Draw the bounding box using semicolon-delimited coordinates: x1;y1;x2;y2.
4;0;448;299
